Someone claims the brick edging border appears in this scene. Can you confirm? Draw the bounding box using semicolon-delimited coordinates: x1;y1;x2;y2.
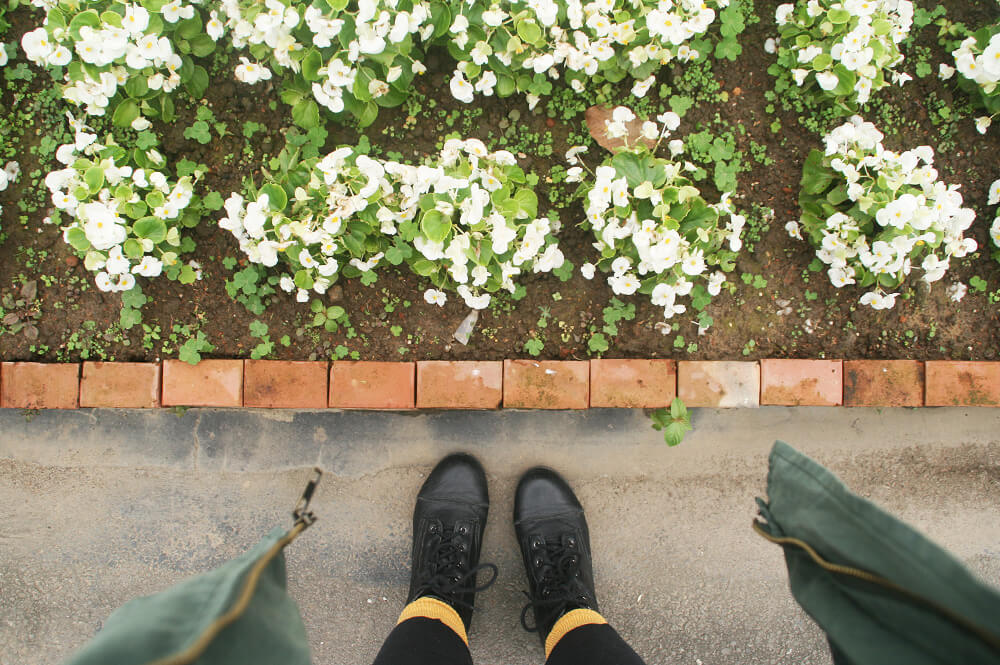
0;359;998;410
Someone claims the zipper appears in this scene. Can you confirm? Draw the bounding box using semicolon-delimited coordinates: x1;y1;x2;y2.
753;520;1000;653
143;468;323;665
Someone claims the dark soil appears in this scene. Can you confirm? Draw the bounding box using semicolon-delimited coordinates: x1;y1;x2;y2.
1;0;999;364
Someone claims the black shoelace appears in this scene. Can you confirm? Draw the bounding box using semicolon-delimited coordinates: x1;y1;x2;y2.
415;524;498;612
520;536;593;633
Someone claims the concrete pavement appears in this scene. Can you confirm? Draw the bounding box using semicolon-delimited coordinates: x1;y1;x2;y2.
1;406;998;664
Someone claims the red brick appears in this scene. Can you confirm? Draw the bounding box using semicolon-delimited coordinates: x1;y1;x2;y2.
844;360;924;407
677;361;759;408
161;359;243;407
330;362;415;409
761;359;843;406
0;362;80;409
590;359;676;408
503;360;589;409
416;361;502;409
925;361;1000;407
244;360;328;409
80;362;161;408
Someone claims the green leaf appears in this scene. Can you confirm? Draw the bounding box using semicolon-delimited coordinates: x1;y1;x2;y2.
420;210;452;243
800;149;833;195
828;8;850;23
516;19;542;44
258;183;288;211
202;191;224;211
189;34;215;57
357;101;379;128
294;269;314;290
663;419;692;447
65;227;90;252
302;49;322;82
69;9;100;38
513;188;538;218
84;167;104;193
714;37;741;61
411;258;438;276
292;99;320;129
133;216;167;243
184;65;209;99
587;333;609;353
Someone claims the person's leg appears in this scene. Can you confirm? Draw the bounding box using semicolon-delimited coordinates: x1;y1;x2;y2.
514;467;647;665
371;453;497;665
371;610;472;665
544;619;645;665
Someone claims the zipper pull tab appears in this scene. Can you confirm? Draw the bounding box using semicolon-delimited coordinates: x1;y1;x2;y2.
293;467;322;529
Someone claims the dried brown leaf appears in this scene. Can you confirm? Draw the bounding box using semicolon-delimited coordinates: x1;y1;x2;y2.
584;105;657;154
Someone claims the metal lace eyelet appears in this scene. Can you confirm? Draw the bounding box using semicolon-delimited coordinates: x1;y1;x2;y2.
531;537;543;550
428;523;439;534
458;525;468;535
567;537;576;548
534;556;544;568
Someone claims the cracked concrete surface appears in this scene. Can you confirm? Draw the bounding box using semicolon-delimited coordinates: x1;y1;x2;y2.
1;406;998;665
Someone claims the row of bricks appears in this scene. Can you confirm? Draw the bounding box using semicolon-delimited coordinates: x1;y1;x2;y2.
0;359;998;410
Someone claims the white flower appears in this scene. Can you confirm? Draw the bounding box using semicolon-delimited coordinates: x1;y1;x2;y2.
975;116;992;135
860;291;898;310
775;4;794;26
424;288;447;306
631;75;655;98
115;273;137;292
235;58;272;84
947;282;967;302
279;275;295;292
764;38;776;54
611;256;632;275
95;271;114;292
580;262;596;280
608;273;640;295
296;288;309;303
681;250;706;276
450;71;474;103
133;256;163;277
791;68;809;86
656;111;681;132
612;107;636;123
785;220;803;239
939;63;955;80
451;14;469;33
988;179;1000;206
816;71;839;91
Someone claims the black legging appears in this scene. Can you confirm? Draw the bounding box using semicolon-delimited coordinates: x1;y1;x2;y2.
371;616;646;665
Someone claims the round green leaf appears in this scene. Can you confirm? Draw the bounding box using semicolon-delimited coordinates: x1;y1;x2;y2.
516;19;542;44
133;216;167;243
65;227;90;252
420;210;452;243
84;166;105;193
112;98;140;128
258;183;288;211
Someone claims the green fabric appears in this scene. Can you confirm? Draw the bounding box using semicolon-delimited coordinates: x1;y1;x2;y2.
64;527;312;665
757;441;1000;665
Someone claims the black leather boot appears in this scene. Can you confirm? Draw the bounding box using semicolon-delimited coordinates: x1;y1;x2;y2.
406;453;497;631
514;467;599;646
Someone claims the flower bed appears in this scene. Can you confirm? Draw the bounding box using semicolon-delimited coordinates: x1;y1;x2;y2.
0;0;998;370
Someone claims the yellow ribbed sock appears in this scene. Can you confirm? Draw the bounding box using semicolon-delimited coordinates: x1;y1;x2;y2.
544;608;607;658
396;597;469;646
